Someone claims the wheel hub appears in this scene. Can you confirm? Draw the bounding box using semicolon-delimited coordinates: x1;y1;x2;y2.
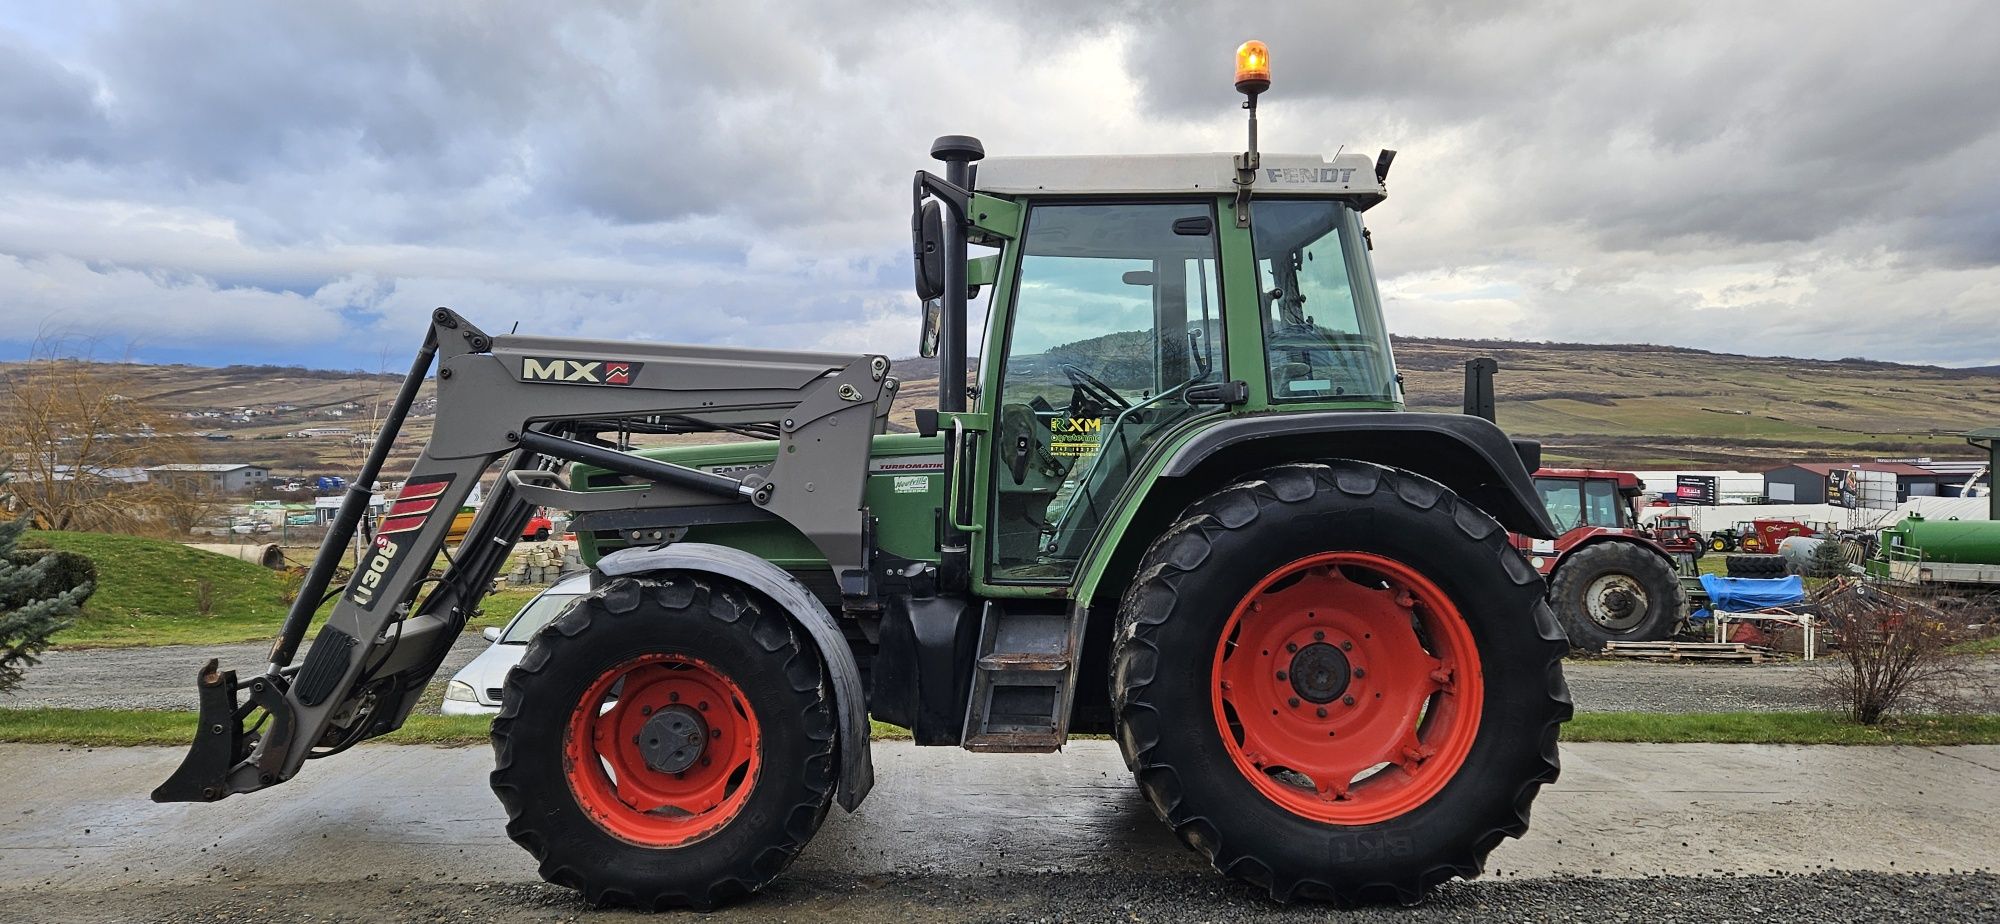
1287;642;1351;703
1211;553;1485;826
1583;573;1649;630
639;704;708;774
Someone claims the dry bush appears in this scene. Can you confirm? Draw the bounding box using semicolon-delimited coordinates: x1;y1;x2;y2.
194;578;217;617
1813;580;1981;724
0;345;195;533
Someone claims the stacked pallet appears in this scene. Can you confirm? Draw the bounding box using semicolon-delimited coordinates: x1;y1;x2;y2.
508;544;570;585
1603;641;1773;663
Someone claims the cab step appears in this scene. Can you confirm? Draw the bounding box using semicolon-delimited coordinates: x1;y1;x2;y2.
961;603;1084;753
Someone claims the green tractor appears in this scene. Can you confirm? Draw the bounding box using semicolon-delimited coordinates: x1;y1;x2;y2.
153;42;1570;908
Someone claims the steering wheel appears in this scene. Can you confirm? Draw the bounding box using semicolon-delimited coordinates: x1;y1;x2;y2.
1058;363;1130;412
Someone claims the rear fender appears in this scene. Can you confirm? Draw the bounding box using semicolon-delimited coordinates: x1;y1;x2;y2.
1160;412;1558;538
1075;412;1558;609
595;543;873;810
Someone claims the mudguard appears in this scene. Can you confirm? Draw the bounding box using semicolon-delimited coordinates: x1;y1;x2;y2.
1158;411;1561;539
596;543;875;810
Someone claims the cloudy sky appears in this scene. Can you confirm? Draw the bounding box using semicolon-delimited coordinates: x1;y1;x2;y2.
2;1;1997;370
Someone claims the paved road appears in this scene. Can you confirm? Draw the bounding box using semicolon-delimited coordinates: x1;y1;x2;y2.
0;741;1994;921
19;637;1994;713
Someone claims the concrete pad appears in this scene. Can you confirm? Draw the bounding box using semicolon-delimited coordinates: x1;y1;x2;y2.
0;741;1994;894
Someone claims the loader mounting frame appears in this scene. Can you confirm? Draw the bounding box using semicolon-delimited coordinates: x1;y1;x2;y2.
154;308;894;806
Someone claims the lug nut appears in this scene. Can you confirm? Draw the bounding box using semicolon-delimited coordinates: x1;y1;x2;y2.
1343;695;1356;706
1316;707;1328;718
670;692;680;702
1354;667;1366;678
641;705;653;716
1287;697;1300;708
1341;640;1353;651
1313;630;1324;641
1285;642;1298;653
711;729;722;739
1275;671;1288;681
698;701;709;712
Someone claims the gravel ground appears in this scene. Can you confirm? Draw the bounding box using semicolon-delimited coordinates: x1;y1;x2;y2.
13;637;1996;714
9;636;487;710
1561;656;2000;713
13;870;1999;923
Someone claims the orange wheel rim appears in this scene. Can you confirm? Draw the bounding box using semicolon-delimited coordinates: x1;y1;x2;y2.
563;653;761;847
1210;551;1483;825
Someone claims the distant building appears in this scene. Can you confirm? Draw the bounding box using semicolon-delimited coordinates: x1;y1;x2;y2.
146;463;270;495
1762;461;1981;505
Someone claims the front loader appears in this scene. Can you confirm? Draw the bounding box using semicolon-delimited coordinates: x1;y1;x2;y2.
156;42;1571;909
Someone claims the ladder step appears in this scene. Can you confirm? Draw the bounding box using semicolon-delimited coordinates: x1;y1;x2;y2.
978;651;1070;672
963;729;1065;753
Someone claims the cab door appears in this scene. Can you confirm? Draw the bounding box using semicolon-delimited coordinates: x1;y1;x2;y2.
977;200;1225;585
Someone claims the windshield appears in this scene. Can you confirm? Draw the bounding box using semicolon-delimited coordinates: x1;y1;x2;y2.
499;592;582;644
989;201;1224;582
1252;199;1397;402
1535;477;1623;532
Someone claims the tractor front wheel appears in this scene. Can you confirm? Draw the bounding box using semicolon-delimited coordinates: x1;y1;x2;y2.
1111;461;1571;904
489;575;836;910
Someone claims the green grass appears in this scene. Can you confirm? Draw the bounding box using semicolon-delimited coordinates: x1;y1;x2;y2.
26;531;553;648
1947;635;2000;656
31;531;294;648
4;708;1993;749
1562;711;2000;745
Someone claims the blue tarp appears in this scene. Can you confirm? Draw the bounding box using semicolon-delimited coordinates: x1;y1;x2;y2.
1698;574;1806;612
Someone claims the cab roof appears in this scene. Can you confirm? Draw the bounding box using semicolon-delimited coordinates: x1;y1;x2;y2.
975;151;1386;206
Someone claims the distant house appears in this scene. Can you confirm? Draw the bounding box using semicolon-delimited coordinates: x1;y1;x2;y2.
294;426;353;438
146;463;271;495
314;492;386;525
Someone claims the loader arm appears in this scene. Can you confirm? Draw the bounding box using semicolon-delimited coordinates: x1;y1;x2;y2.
155;308;896;803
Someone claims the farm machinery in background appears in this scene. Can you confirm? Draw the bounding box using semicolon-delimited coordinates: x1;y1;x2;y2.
1510;469;1687;650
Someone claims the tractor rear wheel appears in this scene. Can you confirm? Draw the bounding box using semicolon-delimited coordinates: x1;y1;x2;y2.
1548;542;1686;650
1110;461;1570;904
490;575;836;910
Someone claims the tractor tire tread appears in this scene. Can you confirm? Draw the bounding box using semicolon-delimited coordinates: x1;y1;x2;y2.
1108;460;1571;905
1548;541;1687;650
489;574;835;911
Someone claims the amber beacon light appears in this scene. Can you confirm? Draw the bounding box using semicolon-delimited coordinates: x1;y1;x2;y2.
1234;40;1270;96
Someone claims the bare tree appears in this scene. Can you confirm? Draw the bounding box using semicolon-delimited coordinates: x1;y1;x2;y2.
0;346;189;532
1813;579;1979;724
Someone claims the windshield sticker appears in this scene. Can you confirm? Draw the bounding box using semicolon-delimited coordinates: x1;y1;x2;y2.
1049;417;1103;458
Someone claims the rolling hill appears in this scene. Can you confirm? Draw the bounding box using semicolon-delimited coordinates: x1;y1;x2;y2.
5;338;1993;476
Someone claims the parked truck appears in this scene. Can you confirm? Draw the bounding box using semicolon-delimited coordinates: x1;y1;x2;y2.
151;44;1570;910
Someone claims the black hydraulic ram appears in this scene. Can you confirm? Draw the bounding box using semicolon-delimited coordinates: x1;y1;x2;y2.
267;326;439;673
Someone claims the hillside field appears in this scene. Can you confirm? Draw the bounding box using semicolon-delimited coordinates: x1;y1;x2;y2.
5;337;1994;474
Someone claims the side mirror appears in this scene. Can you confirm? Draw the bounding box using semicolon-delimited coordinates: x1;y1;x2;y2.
481;626;502;643
919;299;943;359
912;199;945;300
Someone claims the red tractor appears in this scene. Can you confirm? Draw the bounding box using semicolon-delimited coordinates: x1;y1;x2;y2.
1512;469;1687;650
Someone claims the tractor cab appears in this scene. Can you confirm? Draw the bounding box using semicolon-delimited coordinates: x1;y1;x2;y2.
1529;469;1645;534
954;154;1400;583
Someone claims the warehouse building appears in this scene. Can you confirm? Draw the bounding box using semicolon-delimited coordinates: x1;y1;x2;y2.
146;463;271;495
1762;461;1984;505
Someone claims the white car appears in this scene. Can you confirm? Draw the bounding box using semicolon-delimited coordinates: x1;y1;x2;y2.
442;572;590;715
